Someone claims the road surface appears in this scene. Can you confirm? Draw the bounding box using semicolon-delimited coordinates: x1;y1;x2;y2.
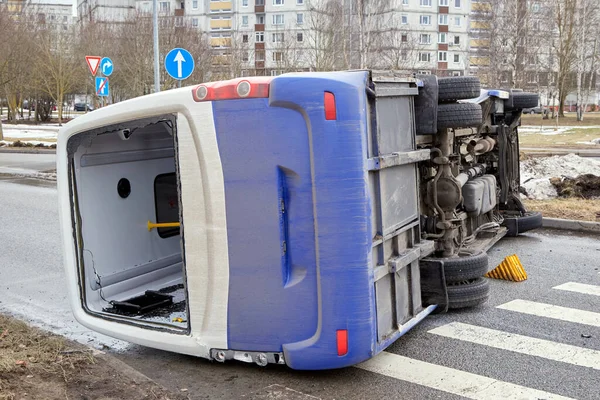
0;152;56;175
0;161;599;399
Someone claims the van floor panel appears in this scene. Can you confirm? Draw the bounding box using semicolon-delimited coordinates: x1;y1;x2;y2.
103;284;187;328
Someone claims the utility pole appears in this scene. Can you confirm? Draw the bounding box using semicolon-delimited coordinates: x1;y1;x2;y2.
153;0;160;93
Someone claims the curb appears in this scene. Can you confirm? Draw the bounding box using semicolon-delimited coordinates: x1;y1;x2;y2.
95;352;154;385
0;147;56;154
542;217;600;234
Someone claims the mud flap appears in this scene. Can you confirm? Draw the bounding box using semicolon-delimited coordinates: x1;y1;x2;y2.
419;259;448;314
414;75;439;135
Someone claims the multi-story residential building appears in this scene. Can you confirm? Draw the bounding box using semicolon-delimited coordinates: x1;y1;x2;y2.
78;0;135;22
74;0;473;77
2;0;75;26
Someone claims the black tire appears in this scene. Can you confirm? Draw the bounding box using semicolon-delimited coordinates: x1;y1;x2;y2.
437;103;483;130
447;278;490;309
438;76;481;103
512;92;539;109
441;251;489;283
503;211;543;237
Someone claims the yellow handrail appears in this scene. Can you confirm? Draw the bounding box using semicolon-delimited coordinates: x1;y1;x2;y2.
147;220;180;231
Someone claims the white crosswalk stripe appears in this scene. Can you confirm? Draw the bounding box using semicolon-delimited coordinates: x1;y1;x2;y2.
497;299;600;327
429;322;600;370
357;351;575;400
553;282;600;297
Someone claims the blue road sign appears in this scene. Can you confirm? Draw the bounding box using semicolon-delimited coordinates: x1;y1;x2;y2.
164;48;194;80
100;57;113;76
95;77;109;97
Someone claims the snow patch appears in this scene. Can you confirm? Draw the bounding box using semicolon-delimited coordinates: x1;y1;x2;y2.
520;154;600;199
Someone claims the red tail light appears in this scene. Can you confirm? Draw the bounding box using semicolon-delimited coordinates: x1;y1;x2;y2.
324;92;337;120
192;77;272;102
336;329;348;356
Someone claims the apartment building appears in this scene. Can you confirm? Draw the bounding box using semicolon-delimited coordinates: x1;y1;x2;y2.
78;0;135;22
2;0;75;26
394;0;472;76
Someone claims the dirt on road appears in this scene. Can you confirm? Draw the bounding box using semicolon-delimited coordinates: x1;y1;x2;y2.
0;314;187;400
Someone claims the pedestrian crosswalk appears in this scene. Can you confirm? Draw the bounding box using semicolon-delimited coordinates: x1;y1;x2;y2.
357;281;600;400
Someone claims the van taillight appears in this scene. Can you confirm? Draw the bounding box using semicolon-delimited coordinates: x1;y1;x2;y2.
192;77;271;102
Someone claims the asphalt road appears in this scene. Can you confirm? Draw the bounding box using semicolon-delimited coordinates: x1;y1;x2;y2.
0;152;56;175
0;158;599;399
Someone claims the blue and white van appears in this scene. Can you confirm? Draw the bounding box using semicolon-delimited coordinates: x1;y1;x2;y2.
57;71;541;370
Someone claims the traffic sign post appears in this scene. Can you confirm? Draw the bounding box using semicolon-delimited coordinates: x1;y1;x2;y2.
100;57;114;77
164;48;194;81
96;77;109;97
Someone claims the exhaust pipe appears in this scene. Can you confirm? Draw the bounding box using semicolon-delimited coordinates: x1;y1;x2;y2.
467;137;496;155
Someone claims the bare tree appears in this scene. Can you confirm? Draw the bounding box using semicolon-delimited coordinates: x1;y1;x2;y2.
574;0;599;121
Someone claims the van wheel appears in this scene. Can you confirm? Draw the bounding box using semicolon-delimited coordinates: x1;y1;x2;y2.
441;251;489;284
511;92;539;110
438;76;481;102
437;103;483;130
447;278;490;309
503;211;543;237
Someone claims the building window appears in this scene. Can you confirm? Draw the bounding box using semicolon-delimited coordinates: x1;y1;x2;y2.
297;0;304;4
438;51;447;61
273;52;283;61
243;52;249;62
242;15;248;25
453;54;460;63
439;14;447;25
419;52;431;62
192;17;198;26
192;0;198;8
401;50;408;60
418;70;431;75
297;13;303;24
297;32;303;42
453;35;460;45
256;51;265;61
419;34;431;44
256;14;265;23
438;33;447;43
454;0;460;7
271;70;284;76
242;0;248;5
439;0;448;5
401;34;408;42
159;1;169;12
454;16;461;26
273;0;284;5
420;0;431;6
401;14;408;24
402;0;408;4
452;71;461;77
420;15;431;25
272;32;284;42
242;34;249;42
256;0;264;4
273;14;284;24
256;31;264;42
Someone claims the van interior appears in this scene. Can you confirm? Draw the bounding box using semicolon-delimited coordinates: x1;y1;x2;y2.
66;115;188;331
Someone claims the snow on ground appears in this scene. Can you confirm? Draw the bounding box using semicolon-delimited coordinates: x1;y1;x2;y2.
519;125;600;136
520;154;600;200
1;124;59;144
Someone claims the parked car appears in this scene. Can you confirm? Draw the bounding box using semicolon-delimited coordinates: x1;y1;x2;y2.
523;106;549;115
74;103;93;112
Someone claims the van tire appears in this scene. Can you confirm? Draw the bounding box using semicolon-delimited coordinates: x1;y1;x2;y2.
437;103;483;130
438;76;481;102
442;251;489;283
503;211;543;237
511;92;539;110
447;278;490;309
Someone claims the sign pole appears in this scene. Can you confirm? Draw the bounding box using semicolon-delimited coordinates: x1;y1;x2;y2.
153;0;160;93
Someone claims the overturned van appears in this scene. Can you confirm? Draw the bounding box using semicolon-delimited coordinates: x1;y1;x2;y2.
57;71;541;370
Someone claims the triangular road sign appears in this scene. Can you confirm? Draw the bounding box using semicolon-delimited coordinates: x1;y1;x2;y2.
86;56;101;76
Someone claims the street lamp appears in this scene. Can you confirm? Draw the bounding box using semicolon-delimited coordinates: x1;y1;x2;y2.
153;0;160;93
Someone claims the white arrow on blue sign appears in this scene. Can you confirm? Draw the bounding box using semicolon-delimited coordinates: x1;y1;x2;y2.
164;48;194;80
95;77;109;97
100;57;114;76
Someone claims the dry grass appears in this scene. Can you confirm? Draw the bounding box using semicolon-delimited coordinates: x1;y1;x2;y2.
518;127;600;148
0;314;94;400
521;112;600;127
524;198;600;222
